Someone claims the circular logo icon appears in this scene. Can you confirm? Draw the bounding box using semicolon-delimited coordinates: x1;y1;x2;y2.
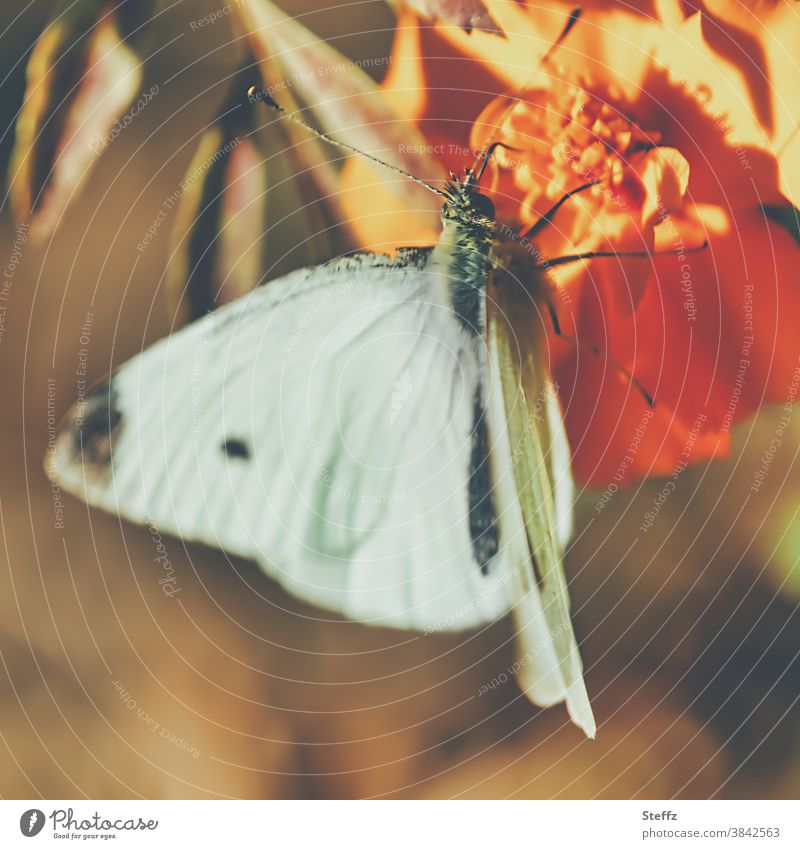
19;809;46;837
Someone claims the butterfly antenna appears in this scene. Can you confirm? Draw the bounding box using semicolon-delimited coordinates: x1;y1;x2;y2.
248;86;451;200
468;141;519;187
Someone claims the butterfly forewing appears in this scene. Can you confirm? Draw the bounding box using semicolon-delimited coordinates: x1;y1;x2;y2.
51;250;515;631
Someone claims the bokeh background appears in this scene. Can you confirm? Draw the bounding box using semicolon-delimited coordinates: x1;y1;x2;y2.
0;0;798;798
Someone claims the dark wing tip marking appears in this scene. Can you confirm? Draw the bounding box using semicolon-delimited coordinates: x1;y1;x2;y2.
221;437;251;460
72;377;123;474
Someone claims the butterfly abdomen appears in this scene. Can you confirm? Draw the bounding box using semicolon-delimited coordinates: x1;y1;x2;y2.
450;247;494;335
428;208;501;574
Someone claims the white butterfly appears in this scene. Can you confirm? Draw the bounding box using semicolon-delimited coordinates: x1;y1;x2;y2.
46;85;597;738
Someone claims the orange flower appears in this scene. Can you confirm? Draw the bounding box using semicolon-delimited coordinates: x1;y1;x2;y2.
340;2;800;486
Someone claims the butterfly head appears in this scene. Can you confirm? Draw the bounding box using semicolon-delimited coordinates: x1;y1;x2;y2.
441;171;496;232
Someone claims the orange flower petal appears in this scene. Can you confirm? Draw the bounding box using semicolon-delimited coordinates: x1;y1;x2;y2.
556;203;800;485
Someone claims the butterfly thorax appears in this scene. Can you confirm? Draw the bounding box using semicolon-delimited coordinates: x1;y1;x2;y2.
429;181;497;337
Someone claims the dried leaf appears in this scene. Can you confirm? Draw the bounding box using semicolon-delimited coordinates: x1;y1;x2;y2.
386;0;504;35
165;73;262;324
214;139;270;306
9;3;142;240
165;65;346;325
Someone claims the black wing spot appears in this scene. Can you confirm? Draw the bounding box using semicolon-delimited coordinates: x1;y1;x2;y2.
221;438;251;460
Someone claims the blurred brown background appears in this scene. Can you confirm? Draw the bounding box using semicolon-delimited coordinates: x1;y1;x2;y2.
0;0;797;798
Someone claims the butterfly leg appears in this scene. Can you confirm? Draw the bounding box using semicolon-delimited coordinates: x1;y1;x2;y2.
523;181;596;240
546;302;655;407
545;242;708;268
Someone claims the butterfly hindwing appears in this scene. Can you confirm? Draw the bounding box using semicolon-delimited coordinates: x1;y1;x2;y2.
487;270;595;738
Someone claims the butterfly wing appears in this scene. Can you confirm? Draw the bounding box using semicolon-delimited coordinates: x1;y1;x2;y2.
486;270;595;738
49;250;514;631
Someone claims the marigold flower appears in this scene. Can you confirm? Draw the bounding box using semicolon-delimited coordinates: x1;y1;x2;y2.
340;2;800;485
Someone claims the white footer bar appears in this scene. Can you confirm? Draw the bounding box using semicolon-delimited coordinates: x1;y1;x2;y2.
3;800;797;848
